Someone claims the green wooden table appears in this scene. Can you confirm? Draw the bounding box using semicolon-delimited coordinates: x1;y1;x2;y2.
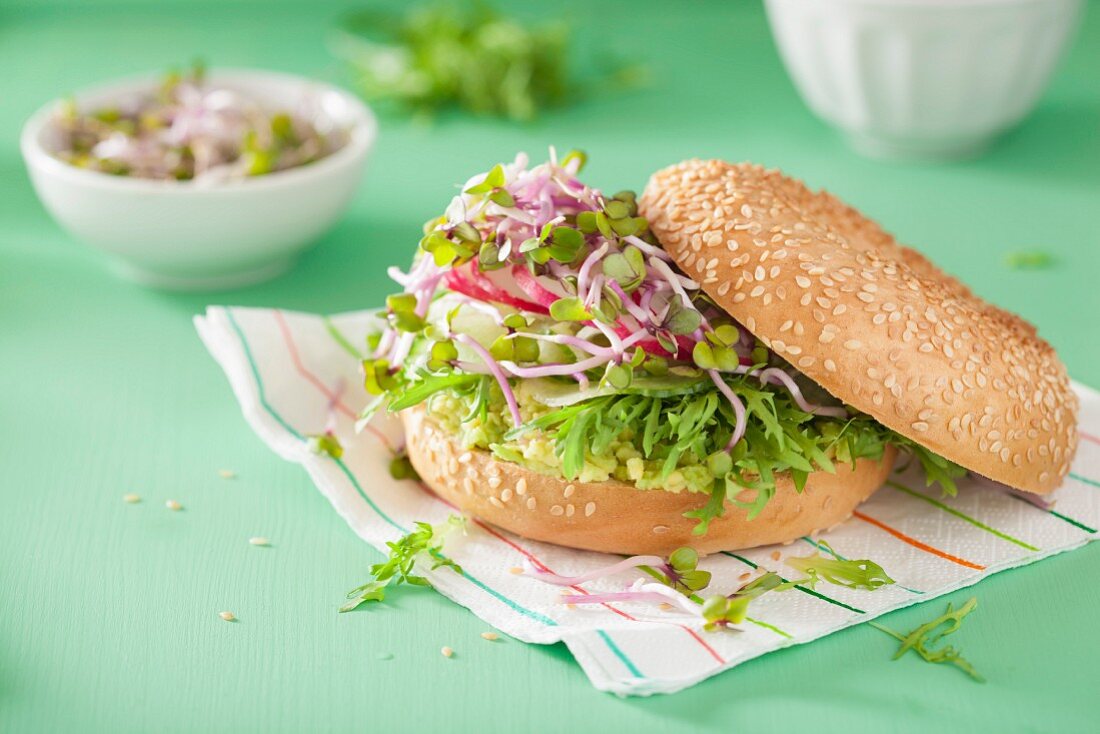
3;1;1099;731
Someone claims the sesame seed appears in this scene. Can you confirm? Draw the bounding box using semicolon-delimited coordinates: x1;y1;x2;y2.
480;632;500;641
584;502;596;517
526;497;537;510
219;611;236;622
165;500;183;511
500;488;513;502
487;476;502;489
123;493;141;504
516;478;528;495
565;504;575;517
652;525;669;534
489;497;504;509
563;484;575;498
441;646;454;658
249;537;270;547
550;505;564;516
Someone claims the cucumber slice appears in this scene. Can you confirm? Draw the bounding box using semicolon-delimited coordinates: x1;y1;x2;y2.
521;374;710;407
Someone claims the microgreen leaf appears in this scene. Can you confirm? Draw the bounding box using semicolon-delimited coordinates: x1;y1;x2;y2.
489;188;515;208
428;340;459;370
576;210;598;234
666;306;702;335
465;164;506;194
549;297;593;322
701;595;750;631
561;149;587;171
307;432;344;459
602;245;646;291
389;451;420;480
692;342;717;370
661;547;712;594
609;216;647;237
363;358;399;395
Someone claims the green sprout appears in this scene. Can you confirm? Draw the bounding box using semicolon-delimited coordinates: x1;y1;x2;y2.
340;516;466;612
307;432;344;459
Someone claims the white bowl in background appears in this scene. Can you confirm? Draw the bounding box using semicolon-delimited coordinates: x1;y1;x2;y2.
764;0;1083;160
21;69;377;290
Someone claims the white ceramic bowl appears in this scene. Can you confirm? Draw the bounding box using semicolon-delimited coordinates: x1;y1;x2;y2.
764;0;1082;160
21;69;377;290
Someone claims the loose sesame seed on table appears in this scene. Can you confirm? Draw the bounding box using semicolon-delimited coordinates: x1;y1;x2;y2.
2;1;1100;732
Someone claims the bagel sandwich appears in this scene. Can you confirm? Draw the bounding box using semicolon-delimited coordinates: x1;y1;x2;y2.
361;152;1078;555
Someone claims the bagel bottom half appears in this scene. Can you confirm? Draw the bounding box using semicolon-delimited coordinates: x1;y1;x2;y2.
401;406;897;555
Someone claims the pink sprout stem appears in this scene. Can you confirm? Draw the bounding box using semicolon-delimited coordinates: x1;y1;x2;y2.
709;370;748;450
757;367;848;418
453;333;522;428
560;581;702;617
521;556;665;586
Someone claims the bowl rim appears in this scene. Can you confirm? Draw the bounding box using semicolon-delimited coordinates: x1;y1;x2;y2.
20;67;378;195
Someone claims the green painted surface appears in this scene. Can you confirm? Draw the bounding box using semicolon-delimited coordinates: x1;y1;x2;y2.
2;1;1098;731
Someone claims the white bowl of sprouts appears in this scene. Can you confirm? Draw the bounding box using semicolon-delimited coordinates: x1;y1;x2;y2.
21;67;377;290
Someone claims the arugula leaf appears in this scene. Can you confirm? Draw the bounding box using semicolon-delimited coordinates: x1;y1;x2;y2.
785;543;895;590
870;598;984;682
340;516;466;612
387;373;482;412
890;434;968;496
683;480;727;536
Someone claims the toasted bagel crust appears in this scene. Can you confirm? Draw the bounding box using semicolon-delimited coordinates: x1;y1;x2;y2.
402;406;897;555
639;159;1077;493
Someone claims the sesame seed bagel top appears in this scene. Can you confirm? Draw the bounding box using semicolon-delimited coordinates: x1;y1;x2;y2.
639;159;1078;494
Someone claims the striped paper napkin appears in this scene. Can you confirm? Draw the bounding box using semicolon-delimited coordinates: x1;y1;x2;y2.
196;306;1100;696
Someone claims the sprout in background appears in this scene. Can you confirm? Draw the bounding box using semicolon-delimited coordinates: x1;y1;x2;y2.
332;1;643;121
53;62;347;182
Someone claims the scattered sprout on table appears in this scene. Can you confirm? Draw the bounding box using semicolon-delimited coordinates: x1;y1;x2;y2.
340;515;467;612
784;541;895;590
870;597;984;681
1005;250;1055;270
